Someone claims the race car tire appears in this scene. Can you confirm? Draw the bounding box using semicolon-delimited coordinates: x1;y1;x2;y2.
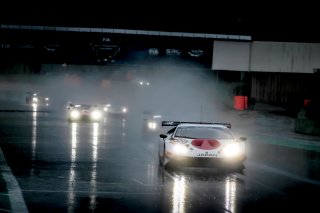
159;144;166;167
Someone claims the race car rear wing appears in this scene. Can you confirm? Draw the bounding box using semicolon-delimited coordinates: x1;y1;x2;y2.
161;121;231;129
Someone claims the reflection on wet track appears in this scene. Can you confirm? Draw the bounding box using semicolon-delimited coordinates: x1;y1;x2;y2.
172;175;186;213
30;106;38;177
225;175;237;213
71;123;77;163
68;122;77;213
68;122;99;211
90;123;99;210
31;109;37;163
163;168;241;213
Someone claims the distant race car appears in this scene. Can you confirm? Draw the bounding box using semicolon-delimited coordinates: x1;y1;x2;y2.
142;110;162;131
67;103;104;122
103;103;128;117
26;92;50;107
158;121;246;169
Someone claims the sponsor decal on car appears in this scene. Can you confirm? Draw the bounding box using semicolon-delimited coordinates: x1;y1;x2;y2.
197;152;217;157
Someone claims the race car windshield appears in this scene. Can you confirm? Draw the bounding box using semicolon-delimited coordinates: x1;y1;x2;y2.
174;126;233;139
77;105;92;109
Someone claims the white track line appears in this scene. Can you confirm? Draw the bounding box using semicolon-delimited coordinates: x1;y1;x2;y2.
0;148;28;213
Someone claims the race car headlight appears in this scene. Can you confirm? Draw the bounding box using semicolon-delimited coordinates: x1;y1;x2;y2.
148;122;157;130
45;97;49;101
91;110;102;120
104;104;111;112
70;110;80;120
222;143;243;158
32;97;38;102
172;144;188;155
122;108;127;113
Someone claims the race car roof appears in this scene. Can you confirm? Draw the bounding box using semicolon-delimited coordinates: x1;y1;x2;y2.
162;121;231;129
68;104;100;108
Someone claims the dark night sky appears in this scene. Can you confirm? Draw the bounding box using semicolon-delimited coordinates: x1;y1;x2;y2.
1;2;319;42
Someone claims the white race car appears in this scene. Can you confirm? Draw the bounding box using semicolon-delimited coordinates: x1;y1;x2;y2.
26;92;50;107
103;103;128;117
158;121;246;169
142;110;162;131
67;103;104;122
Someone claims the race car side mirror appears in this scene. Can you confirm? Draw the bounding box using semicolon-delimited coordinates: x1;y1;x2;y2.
239;137;247;141
159;134;167;139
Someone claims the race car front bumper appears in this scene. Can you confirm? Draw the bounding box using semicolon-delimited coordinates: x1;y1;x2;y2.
165;151;246;167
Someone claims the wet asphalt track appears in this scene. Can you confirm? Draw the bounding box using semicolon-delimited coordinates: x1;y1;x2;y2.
0;106;320;213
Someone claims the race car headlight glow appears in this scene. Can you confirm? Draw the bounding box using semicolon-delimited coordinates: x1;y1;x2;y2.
32;97;38;102
32;103;38;110
222;143;242;158
45;97;49;101
70;110;80;120
173;144;188;155
148;122;157;130
122;108;127;113
91;110;102;120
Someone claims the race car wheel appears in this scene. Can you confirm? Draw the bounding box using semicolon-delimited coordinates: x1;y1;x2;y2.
159;144;166;167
